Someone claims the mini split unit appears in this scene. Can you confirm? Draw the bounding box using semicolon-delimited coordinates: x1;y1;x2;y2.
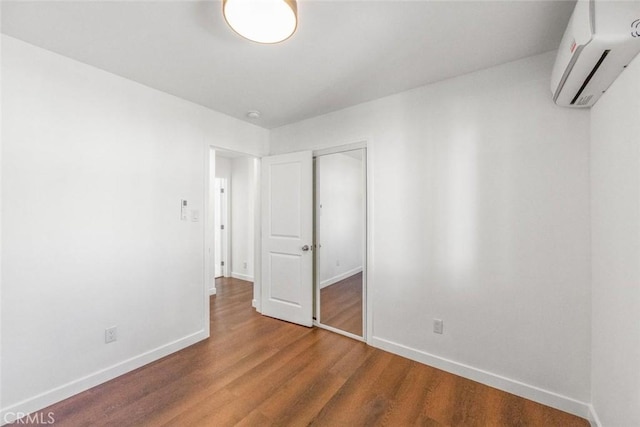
551;0;640;107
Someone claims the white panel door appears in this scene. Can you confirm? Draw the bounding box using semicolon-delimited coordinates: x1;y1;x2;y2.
261;151;313;326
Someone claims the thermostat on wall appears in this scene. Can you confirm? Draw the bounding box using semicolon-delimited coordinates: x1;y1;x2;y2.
181;199;188;221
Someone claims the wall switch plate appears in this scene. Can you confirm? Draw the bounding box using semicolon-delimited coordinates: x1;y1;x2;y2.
180;199;188;221
433;319;444;334
105;326;117;343
191;209;199;222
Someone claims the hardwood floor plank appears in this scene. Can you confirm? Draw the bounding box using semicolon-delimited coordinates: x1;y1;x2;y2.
16;278;590;427
420;366;459;425
160;388;254;427
254;333;352;423
381;362;440;426
265;373;346;427
309;350;412;426
131;346;281;426
449;378;486;426
328;340;375;380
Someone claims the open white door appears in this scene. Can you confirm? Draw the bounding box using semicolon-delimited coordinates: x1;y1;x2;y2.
261;151;313;327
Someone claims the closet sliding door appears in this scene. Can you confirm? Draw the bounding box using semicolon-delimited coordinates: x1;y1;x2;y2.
315;148;366;339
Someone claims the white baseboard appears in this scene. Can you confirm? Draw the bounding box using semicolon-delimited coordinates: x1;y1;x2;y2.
370;336;592;421
252;299;257;308
0;330;208;425
209;287;217;295
587;404;602;427
231;272;254;282
320;267;363;289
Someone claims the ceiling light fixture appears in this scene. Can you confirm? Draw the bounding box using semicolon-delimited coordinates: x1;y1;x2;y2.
223;0;298;44
246;110;261;119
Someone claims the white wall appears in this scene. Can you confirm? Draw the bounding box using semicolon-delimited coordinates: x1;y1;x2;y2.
270;51;592;415
590;54;640;427
215;156;231;181
230;157;256;282
0;35;268;420
317;152;363;288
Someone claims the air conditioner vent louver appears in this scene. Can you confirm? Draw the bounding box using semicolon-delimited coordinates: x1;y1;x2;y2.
570;49;610;105
550;0;640;108
576;94;594;106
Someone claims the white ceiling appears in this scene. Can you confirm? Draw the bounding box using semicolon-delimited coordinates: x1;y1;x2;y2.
1;1;575;129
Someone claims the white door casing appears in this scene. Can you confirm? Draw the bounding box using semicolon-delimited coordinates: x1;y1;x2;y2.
214;179;223;278
213;178;229;278
261;151;313;327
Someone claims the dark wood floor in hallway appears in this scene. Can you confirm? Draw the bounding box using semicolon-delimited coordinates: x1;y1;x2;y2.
22;278;589;426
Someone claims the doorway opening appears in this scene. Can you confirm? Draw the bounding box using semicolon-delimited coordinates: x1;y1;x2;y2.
208;147;260;304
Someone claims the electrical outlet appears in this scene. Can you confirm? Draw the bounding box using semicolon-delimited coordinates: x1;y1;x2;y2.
336;260;340;267
105;326;117;343
433;319;443;334
243;261;247;270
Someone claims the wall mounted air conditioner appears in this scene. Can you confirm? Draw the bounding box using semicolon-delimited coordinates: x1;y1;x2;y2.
551;0;640;107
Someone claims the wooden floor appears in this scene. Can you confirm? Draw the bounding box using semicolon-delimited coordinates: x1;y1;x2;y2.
20;278;589;426
320;272;363;336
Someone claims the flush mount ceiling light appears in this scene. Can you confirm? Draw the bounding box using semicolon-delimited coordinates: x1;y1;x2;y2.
223;0;298;44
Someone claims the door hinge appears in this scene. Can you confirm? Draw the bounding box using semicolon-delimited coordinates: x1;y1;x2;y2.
220;188;225;194
221;261;225;266
221;224;225;230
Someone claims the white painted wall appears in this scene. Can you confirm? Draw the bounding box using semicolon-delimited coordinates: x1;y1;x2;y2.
230;157;256;282
270;52;592;414
317;152;363;288
215;156;231;181
590;53;640;427
0;35;268;420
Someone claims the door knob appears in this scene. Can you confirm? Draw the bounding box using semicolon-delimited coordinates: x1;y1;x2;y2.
301;245;310;252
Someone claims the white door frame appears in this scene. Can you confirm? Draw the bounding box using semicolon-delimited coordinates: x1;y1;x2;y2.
213;177;230;279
